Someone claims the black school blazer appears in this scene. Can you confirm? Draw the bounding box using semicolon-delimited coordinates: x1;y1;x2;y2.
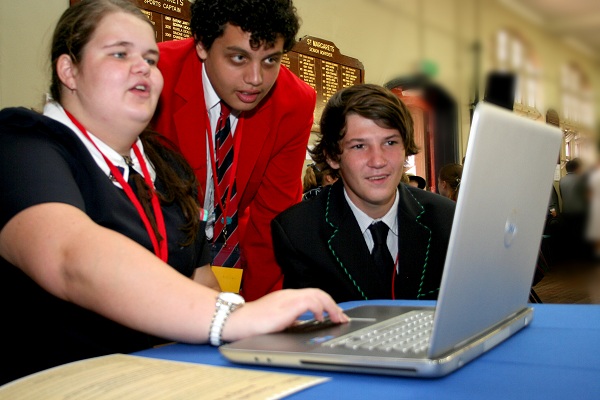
272;180;456;303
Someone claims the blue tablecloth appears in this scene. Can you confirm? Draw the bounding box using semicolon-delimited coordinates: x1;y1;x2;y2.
135;301;600;399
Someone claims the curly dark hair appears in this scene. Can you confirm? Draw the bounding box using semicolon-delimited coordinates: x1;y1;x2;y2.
310;84;419;178
190;0;300;52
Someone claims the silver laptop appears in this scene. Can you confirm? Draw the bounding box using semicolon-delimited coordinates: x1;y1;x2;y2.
220;102;562;378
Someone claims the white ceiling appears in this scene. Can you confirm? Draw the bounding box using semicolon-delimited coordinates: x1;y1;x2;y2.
499;0;600;59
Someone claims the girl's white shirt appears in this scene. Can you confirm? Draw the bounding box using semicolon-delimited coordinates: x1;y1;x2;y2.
43;101;156;188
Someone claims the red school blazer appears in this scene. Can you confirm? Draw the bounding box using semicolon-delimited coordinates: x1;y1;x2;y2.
154;38;316;301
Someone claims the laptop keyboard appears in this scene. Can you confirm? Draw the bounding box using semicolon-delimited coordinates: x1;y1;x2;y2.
324;310;434;354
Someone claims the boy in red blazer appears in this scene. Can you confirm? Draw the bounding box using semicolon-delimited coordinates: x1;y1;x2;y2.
153;0;316;301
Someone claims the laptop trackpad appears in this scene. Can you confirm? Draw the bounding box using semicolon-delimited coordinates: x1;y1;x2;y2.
285;305;432;339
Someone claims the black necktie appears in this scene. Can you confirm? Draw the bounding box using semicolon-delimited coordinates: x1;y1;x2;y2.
369;221;394;283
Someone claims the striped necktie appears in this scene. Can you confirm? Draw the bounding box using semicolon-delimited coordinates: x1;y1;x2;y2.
212;101;240;268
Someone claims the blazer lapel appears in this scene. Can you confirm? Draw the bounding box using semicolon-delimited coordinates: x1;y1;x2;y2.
395;185;434;298
324;183;389;299
172;53;208;190
236;97;273;207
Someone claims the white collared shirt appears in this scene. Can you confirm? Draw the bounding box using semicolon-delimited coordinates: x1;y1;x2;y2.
345;188;400;271
202;64;240;240
43;101;156;188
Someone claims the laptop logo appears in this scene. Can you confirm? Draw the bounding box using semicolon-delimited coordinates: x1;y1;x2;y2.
504;209;519;247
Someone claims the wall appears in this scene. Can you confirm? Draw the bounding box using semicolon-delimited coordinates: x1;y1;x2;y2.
1;0;598;157
294;0;479;154
294;0;599;159
0;0;68;110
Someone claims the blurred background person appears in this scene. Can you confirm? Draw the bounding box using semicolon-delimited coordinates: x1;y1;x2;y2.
558;157;592;261
407;174;427;190
585;157;600;259
302;162;338;201
438;163;463;201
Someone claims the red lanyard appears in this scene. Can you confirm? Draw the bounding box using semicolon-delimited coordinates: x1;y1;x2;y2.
205;111;244;223
65;110;168;262
391;254;399;299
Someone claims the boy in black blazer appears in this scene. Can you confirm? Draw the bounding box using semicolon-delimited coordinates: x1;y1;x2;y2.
272;84;455;302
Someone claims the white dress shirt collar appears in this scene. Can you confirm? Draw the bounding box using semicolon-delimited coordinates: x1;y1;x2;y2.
344;187;400;266
344;188;400;236
43;101;156;186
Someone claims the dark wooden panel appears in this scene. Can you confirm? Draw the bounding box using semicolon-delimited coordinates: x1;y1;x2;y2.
283;37;364;131
69;0;192;42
